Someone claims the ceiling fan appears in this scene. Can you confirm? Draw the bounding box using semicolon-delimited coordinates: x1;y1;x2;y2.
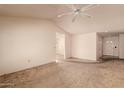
57;4;99;22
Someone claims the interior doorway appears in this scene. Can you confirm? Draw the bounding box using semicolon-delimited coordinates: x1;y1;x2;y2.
56;32;65;62
97;32;120;61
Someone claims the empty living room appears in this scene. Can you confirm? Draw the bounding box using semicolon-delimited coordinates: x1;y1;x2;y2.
1;0;124;90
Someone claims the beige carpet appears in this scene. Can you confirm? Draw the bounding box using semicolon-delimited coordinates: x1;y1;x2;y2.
0;60;124;88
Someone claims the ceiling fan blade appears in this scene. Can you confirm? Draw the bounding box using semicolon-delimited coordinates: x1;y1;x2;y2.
80;12;92;18
72;14;78;22
57;12;73;18
81;4;99;11
65;4;76;10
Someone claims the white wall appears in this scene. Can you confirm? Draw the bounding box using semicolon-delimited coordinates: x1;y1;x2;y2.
54;24;72;59
103;36;119;56
96;34;103;60
65;33;72;59
0;16;58;76
119;34;124;59
72;32;97;61
56;32;65;56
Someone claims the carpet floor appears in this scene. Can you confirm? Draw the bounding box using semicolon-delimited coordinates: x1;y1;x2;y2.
0;60;124;88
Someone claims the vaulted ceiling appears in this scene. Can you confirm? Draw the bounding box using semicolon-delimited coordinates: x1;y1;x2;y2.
0;4;124;34
0;4;58;19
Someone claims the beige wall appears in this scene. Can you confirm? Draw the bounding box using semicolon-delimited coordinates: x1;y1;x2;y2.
65;33;72;58
56;32;65;56
119;34;124;59
96;34;103;60
54;24;72;59
0;16;58;76
72;32;97;61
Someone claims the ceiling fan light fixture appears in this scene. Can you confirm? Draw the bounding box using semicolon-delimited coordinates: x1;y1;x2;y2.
57;4;99;22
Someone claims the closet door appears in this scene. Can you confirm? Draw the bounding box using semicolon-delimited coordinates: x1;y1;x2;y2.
103;37;113;56
112;36;119;57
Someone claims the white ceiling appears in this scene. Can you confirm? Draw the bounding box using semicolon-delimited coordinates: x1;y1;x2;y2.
0;4;124;34
54;4;124;34
0;4;86;19
0;4;59;19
